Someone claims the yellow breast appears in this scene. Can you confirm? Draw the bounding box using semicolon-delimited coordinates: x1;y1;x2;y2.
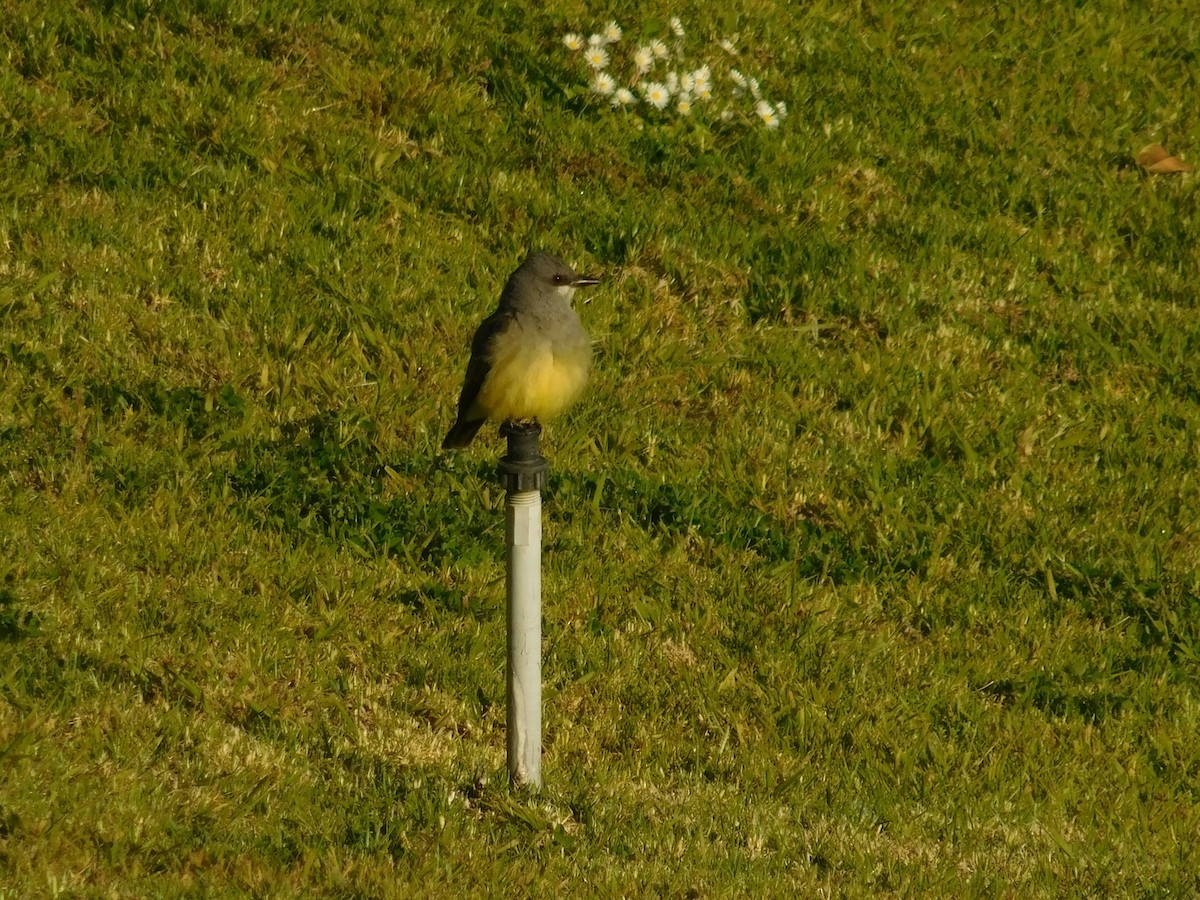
473;325;592;423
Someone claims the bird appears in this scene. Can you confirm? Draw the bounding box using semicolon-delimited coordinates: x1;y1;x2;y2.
442;252;600;449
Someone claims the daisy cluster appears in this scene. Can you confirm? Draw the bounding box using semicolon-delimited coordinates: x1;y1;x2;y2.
563;18;787;129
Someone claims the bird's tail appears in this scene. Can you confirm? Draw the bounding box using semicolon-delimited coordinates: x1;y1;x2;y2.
441;416;486;450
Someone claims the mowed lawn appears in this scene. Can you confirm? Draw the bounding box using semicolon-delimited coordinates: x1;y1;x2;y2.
1;1;1198;896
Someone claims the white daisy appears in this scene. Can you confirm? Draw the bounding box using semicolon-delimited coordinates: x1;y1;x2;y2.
587;33;605;47
756;100;780;129
669;17;685;38
612;87;636;107
591;72;616;96
775;100;788;119
649;38;669;59
563;33;584;51
633;46;654;73
603;21;622;43
677;93;693;116
584;46;609;69
729;68;747;88
719;37;738;54
643;81;670;109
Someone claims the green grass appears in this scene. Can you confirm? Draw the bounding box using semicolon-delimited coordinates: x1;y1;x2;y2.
2;0;1199;895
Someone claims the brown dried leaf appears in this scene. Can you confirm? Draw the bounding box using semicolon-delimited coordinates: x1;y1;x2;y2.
1136;143;1193;174
1136;143;1170;166
1148;156;1194;174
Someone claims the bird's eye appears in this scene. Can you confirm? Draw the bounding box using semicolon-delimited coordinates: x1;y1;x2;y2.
552;274;565;284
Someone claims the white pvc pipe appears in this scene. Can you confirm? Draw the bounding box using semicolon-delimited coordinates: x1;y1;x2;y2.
506;489;542;789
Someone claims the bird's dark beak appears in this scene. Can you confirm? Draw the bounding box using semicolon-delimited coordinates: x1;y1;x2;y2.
572;275;601;287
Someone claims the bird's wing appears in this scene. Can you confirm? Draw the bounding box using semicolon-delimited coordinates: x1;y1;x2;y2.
456;307;513;420
442;307;519;448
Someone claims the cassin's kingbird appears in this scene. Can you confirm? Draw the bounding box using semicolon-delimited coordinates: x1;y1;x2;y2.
442;252;600;449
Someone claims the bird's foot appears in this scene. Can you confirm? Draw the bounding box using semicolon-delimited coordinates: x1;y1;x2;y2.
499;418;542;439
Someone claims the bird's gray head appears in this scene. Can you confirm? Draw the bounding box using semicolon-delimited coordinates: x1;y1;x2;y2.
512;252;601;306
